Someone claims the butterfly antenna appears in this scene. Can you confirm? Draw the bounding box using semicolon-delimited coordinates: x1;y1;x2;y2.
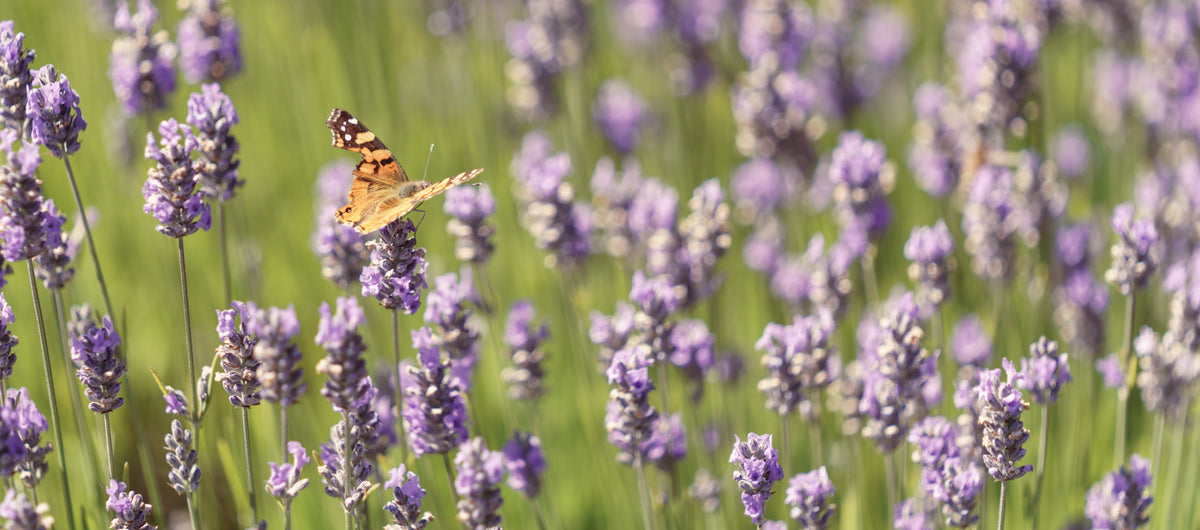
421;143;435;181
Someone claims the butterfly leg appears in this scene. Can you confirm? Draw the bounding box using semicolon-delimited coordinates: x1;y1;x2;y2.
411;209;427;231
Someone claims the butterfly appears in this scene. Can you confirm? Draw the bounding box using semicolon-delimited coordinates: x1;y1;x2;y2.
326;108;484;234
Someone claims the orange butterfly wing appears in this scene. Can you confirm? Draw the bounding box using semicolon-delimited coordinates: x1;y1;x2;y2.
352;168;486;235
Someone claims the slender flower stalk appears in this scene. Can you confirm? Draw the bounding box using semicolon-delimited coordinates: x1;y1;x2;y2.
214;301;261;522
164;419;201;530
68;313;124;480
186;83;240;304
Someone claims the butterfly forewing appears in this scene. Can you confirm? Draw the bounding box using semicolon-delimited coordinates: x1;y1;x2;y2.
326;108;409;184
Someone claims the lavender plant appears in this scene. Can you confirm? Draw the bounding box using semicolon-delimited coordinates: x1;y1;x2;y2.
266;441;310;530
312;161;369;291
68;314;123;478
176;0;241;83
0;21;34;136
454;437;506;530
106;480;156;530
502;300;548;402
214;301;261;522
784;466;836;529
185;83;240;303
729;432;784;527
383;464;433;530
109;0;177;117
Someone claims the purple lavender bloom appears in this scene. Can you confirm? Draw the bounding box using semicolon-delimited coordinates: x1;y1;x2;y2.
70;314;125;413
677;178;732;305
109;0;177;116
1097;353;1125;389
186;83;240;202
143;118;211;238
1133;326;1200;422
361;219;427;313
950;315;991;367
738;0;811;71
1105;203;1161;295
626;177;677;243
729;432;785;526
859;369;908;452
904;220;955;316
974;359;1032;481
1084;454;1153;529
246;304;306;407
0;294;16;381
162;386;188;416
756;310;839;419
670;318;715;402
424;270;481;389
454;436;505;530
106;480;156;530
612;0;667;43
0;133;63;262
0;21;35;135
829;131;892;242
646;412;688;472
731;67;818;170
1051;124;1089;178
590;301;637;370
0;392;23;479
315;296;368;413
383;464;433;529
34;208;81;290
605;345;659;464
955;3;1041;133
874;293;939;411
1019;336;1072;405
503;0;589;120
502;431;545;499
907;82;966;198
266;440;310;501
962;164;1020;281
937;456;983;528
731;158;797;218
893;498;933;530
785;466;836;529
590;157;644;258
176;0;241;83
312;160;368;290
0;490;48;530
317;386;376;513
164;419;200;495
444;182;496;264
512;131;592;268
502;300;548;401
593;79;649;153
402;327;468;456
25;65;87;158
688;468;723;512
6;389;47;489
214;301;260;408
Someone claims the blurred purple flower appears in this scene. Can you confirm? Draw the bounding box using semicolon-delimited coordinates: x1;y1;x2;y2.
738;0;811;71
454;437;505;529
904;220;955;317
949;315;991;367
503;0;588;120
106;480;155;530
1133;325;1200;423
109;0;177;116
176;0;241;84
1105;202;1161;296
962;164;1021;281
143;118;211;238
0;133;63;262
785;465;836;528
246;303;306;407
907;82;966;198
424;269;481;391
402;328;468;456
502;431;545;499
1019;336;1072;405
1096;353;1125;389
732;158;797;218
756;310;839;420
605;344;658;464
0;294;14;381
266;440;310;501
1051;124;1089;178
6;388;48;490
1084;454;1152;529
502;300;548;401
829;131;891;242
0;489;48;530
731;68;818;170
893;498;932;530
444;182;496;264
593;79;649;153
315;296;369;413
512;131;592;268
312;161;368;291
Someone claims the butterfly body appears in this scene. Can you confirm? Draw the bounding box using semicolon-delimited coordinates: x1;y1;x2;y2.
326;108;483;234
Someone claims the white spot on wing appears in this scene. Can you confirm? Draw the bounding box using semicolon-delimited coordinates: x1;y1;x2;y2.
344;133;351;142
349;118;358;125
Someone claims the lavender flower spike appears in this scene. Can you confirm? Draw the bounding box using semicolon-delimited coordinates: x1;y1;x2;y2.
0;490;50;530
0;21;35;135
25;65;87;158
950;314;991;368
109;0;177;116
502;300;548;401
0;391;25;478
383;464;433;529
454;437;506;530
1019;336;1072;405
593;79;649;153
70;314;125;413
443;182;496;264
974;359;1032;482
361;219;427;313
143;118;211;238
1105;203;1160;296
0;294;16;381
315;296;369;413
402;327;468;456
164;419;200;495
730;433;785;526
176;0;242;83
605;344;659;464
266;441;310;501
246;304;306;407
8;388;48;490
106;480;156;530
186;83;241;202
785;466;836;529
312;160;368;290
1;132;64;262
1084;454;1152;529
904;220;955;317
214;301;261;408
502;431;546;499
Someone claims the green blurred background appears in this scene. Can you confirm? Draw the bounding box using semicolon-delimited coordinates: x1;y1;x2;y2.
2;0;1186;529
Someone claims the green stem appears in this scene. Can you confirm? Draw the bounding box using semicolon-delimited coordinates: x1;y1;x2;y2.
781;414;792;475
442;452;460;505
103;412;115;480
1165;421;1186;529
1150;414;1164;487
634;448;655;530
1115;292;1135;468
1031;406;1049;530
177;239;199;427
26;262;75;530
997;481;1008;530
61;156;113;320
281;405;291;530
219;201;232;306
885;452;896;520
187;492;201;530
241;407;258;524
343;411;354;530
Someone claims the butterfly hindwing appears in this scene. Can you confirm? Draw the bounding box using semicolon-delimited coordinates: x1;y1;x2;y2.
411;168;485;203
326;108;409;184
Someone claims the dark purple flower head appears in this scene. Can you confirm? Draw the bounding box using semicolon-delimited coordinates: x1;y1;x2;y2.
756;310;839;418
593;79;649;153
503;0;588;119
1019;336;1072;404
1055;222;1094;270
785;465;836;528
315;296;369;413
266;440;310;501
731;68;818;169
176;0;242;84
589;157;643;258
34;207;83;290
829;131;892;241
0;133;63;262
383;464;433;529
738;0;812;71
605;344;659;463
962;163;1021;281
0;389;26;479
6;388;48;489
645;412;688;472
0;294;15;381
669;318;715;400
905;220;955;315
26;65;86;158
0;21;35;135
246;303;306;407
70;315;125;414
503;300;548;401
109;0;177;116
361;219;428;313
454;437;505;529
402;327;468;456
505;300;547;352
512;132;593;267
502;431;546;499
974;359;1032;481
444;182;495;264
1084;454;1153;530
1105;202;1161;295
186;83;241;202
164;419;200;495
729;432;785;526
106;480;156;530
626;177;678;241
950;314;991;367
143;118;211;238
214;301;261;408
424;269;481;390
629;270;681;323
312;161;368;290
0;489;48;530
